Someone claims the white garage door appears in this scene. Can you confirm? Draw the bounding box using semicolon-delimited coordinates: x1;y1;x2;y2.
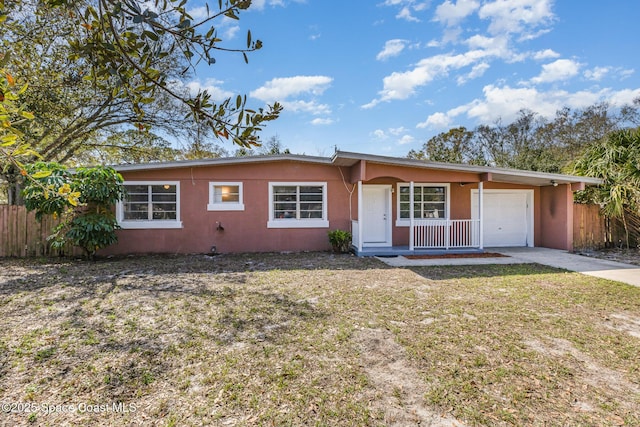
472;191;532;247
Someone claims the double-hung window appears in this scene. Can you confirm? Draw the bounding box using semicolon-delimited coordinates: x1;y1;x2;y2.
207;182;244;211
268;182;329;228
117;181;182;229
396;183;449;226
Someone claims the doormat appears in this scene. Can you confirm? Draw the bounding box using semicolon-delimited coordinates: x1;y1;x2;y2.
405;252;509;259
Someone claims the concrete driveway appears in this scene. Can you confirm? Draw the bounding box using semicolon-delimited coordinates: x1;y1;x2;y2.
377;247;640;287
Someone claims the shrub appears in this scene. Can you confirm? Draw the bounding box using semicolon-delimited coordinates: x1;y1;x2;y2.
328;229;352;253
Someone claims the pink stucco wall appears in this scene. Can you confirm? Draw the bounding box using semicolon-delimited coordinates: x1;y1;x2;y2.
102;159;576;255
102;161;354;255
538;184;574;250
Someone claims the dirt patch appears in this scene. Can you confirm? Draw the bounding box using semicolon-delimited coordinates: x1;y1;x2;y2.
525;337;640;397
405;252;508;260
354;327;466;427
575;248;640;266
605;313;640;338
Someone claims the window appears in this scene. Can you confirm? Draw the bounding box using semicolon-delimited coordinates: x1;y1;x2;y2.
208;182;244;211
268;182;329;228
396;183;449;226
117;181;182;229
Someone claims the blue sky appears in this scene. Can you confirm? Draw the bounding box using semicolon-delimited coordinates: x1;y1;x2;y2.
185;0;640;157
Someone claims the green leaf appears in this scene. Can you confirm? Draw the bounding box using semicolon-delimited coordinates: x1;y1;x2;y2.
20;111;35;120
32;170;53;179
1;134;18;146
142;30;159;41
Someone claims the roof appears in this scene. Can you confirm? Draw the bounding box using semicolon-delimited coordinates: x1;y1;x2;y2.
112;151;602;187
113;153;331;172
332;151;603;187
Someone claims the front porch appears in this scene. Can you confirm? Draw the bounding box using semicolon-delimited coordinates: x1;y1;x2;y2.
352;218;483;256
351;180;486;257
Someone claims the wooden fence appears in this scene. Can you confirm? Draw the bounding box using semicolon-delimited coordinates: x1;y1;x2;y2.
573;204;606;250
0;205;79;257
573;203;638;250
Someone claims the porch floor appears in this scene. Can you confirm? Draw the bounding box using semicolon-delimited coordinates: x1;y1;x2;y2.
352;245;484;257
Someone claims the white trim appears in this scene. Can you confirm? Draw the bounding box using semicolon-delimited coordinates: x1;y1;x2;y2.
357;181;363;252
409;182;414;250
267;182;329;229
478;182;484;250
207;181;244;211
396;182;450;227
117;181;183;229
471;189;534;247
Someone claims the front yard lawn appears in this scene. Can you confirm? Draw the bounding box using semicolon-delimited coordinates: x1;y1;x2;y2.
0;253;638;426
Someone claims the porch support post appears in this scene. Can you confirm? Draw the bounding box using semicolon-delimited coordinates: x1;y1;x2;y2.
357;180;363;252
478;181;484;250
409;181;414;250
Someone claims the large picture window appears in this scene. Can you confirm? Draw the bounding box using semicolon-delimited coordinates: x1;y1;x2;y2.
397;183;449;225
117;181;182;229
268;182;329;228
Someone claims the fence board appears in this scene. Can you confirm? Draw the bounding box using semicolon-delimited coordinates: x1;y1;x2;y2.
0;205;80;257
573;204;606;250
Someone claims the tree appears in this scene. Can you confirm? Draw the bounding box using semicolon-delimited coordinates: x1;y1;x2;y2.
1;0;282;201
410;102;640;172
22;162;126;259
572;128;640;248
408;127;483;164
73;130;185;164
233;134;290;156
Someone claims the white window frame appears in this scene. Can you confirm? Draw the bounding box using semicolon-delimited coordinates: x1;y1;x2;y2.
395;182;450;227
117;181;183;229
267;182;329;229
207;182;244;211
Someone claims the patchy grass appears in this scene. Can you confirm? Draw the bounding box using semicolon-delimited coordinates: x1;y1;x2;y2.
0;254;638;426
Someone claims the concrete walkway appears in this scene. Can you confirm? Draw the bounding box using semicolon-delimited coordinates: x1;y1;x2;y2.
377;247;640;287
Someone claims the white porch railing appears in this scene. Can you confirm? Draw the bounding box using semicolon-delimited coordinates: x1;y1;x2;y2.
351;220;361;250
412;219;480;249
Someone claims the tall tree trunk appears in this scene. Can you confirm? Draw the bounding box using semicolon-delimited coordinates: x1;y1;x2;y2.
622;209;630;249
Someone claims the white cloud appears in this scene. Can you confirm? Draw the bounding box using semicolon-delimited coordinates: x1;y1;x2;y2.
377;39;408;61
620;69;635;80
183;78;234;102
434;0;480;27
251;76;333;117
531;59;581;84
418;112;452;129
457;62;490;85
364;50;492;107
532;49;561;60
382;0;430;22
372;129;388;139
398;134;416;145
283;100;332;115
584;66;611;81
223;25;240;40
427;84;640;127
389;126;408;135
310;118;334;125
397;6;420;22
250;0;289;10
187;6;209;20
478;0;555;37
251;76;333;101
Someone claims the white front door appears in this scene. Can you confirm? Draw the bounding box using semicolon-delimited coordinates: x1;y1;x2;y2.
362;185;392;246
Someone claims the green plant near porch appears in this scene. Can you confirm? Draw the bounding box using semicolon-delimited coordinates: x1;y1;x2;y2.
328;229;352;253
